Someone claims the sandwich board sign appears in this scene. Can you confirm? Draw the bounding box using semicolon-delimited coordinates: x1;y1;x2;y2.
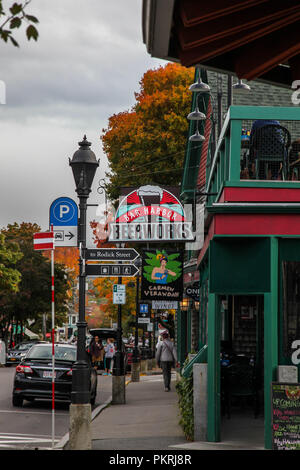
49;197;78;247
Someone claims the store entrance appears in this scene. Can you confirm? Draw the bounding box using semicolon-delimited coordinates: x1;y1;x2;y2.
220;295;264;443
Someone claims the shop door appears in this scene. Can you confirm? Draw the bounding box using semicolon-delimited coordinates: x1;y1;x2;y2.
220;295;264;441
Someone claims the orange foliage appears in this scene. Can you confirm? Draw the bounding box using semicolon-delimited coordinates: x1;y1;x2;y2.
101;63;195;202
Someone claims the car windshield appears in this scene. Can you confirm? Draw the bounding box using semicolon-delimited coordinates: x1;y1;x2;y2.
17;343;33;351
27;345;76;361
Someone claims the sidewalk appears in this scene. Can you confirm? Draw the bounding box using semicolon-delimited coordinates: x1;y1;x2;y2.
91;370;185;450
90;369;266;451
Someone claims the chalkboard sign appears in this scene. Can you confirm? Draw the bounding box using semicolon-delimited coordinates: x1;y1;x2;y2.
272;382;300;450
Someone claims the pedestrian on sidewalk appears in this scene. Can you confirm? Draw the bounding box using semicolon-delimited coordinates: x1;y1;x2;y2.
90;336;104;371
104;338;115;376
155;330;177;392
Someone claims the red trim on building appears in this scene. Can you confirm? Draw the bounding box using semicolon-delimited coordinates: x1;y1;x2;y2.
215;213;300;235
221;187;300;203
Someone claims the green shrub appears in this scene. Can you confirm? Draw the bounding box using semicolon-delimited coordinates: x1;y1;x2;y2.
176;372;194;441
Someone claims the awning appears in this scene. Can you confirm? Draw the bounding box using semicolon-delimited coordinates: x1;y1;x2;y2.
143;0;300;88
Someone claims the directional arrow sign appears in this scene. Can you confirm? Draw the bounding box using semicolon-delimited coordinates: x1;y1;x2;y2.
85;248;139;262
86;264;139;277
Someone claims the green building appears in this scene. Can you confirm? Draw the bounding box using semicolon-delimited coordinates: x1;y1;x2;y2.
142;0;300;449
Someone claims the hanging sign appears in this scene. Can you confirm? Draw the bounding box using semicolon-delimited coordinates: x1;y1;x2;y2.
141;249;183;302
185;283;200;301
108;185;194;242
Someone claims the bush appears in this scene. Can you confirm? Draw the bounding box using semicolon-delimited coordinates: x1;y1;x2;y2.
176;372;194;441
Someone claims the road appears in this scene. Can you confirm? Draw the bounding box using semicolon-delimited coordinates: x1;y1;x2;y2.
0;366;113;450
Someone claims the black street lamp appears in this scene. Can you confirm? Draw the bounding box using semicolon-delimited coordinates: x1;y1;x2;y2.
69;135;99;405
133;258;141;364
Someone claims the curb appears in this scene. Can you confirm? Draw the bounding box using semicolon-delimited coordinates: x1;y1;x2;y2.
55;376;132;450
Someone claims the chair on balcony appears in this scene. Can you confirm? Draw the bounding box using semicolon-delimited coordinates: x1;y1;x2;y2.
289;139;300;180
249;124;291;180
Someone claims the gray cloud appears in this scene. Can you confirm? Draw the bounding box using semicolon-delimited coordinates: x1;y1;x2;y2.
0;0;165;231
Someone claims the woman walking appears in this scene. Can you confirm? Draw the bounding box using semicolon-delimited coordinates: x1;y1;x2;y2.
155;330;177;391
104;338;115;376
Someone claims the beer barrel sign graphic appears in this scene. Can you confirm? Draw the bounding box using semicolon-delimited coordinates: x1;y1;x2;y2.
108;185;194;242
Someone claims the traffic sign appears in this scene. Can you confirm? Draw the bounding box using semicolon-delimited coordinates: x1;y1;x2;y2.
139;304;149;314
49;197;78;247
138;317;150;324
85;248;139;262
86;263;139;277
138;303;150;323
113;284;126;304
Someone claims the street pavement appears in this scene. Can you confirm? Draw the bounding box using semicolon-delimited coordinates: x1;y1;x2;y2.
57;368;266;451
91;371;185;450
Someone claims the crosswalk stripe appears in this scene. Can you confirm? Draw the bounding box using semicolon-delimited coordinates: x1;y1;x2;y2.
0;433;60;446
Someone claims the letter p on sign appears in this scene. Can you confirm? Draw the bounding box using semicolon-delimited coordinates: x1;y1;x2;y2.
60;205;70;219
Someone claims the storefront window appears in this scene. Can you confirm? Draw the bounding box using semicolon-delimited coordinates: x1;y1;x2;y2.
282;261;300;358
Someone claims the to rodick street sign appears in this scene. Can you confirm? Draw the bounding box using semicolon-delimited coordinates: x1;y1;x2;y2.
86;263;139;277
85;248;139;262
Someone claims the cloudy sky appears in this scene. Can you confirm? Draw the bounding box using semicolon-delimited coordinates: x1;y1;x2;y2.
0;0;165;232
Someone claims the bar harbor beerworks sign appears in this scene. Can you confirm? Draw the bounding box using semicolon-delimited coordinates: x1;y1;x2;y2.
108;185;194;242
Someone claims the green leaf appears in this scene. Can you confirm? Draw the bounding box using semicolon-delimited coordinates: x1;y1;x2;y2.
0;29;10;42
10;17;22;29
9;36;19;47
26;24;38;41
25;14;39;23
9;3;23;15
168;253;180;261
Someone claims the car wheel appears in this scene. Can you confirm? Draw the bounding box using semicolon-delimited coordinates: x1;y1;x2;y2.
12;395;23;407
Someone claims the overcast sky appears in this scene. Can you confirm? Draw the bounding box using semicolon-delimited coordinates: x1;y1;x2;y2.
0;0;165;233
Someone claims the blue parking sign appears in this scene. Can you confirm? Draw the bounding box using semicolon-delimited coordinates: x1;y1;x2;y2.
50;197;78;226
49;197;78;247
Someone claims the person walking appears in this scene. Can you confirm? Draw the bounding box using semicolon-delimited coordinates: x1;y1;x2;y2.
155;330;177;391
104;338;115;376
90;335;104;371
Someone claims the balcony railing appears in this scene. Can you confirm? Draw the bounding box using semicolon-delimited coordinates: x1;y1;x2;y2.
205;106;300;207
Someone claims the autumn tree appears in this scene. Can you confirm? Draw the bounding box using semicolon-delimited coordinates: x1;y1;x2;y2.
0;232;22;300
0;223;70;341
101;63;195;203
90;275;138;337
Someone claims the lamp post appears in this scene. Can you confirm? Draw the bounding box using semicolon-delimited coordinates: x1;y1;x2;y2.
131;258;141;382
68;135;99;450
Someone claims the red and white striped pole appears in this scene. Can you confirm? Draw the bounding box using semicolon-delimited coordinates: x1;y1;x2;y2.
33;228;55;447
50;225;55;449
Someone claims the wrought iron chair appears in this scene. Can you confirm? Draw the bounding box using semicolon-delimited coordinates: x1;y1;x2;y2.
249;124;291;180
222;361;260;419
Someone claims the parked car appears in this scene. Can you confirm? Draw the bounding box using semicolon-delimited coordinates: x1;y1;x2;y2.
88;328;128;373
12;342;97;407
6;341;40;366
